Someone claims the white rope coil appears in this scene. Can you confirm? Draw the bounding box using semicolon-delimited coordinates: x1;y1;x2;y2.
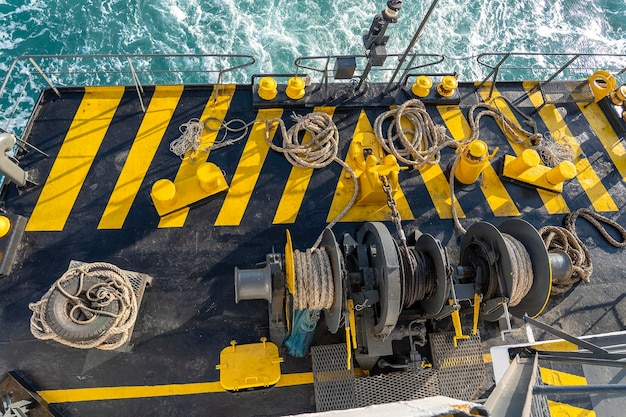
266;112;358;248
169;118;205;158
501;234;534;307
169;117;257;161
29;262;138;350
373;99;457;168
293;248;334;311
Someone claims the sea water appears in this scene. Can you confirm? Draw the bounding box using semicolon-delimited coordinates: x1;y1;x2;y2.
2;0;624;74
0;0;624;129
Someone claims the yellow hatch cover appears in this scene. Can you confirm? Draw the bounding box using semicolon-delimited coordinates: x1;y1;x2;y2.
216;338;283;391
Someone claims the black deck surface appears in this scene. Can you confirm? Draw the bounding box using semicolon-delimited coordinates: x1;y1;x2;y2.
1;81;626;416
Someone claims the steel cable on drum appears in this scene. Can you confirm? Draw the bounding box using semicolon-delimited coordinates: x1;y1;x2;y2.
540;208;626;294
29;262;138;350
399;245;437;308
265;112;358;248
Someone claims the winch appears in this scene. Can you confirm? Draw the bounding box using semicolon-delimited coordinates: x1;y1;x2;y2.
234;218;572;370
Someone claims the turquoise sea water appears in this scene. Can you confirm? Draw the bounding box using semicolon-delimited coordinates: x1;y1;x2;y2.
1;0;624;77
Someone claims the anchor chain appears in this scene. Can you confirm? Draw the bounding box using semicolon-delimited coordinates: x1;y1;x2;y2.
381;175;407;248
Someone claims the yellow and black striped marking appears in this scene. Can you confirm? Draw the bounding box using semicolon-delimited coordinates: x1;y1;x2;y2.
21;83;626;233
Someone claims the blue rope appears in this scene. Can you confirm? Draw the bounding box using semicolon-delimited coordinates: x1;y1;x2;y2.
284;309;320;357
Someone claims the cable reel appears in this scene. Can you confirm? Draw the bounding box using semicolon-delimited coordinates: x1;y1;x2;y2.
459;219;553;335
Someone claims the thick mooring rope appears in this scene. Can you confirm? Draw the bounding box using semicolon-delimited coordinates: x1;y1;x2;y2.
373;99;457;168
265;112;359;248
29;262;138;350
293;248;335;311
450;96;575;234
540;208;626;294
502;234;534;307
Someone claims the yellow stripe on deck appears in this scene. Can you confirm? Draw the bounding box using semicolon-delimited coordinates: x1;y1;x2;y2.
214;108;283;226
158;85;236;228
98;86;184;229
419;164;464;220
524;82;617;212
476;84;570;214
577;101;626;181
38;372;315;403
273;107;335;224
437;105;519;217
548;401;596;417
26;87;125;231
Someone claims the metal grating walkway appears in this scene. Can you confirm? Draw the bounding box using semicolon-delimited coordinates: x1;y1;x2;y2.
311;344;356;412
354;368;440;408
430;332;486;401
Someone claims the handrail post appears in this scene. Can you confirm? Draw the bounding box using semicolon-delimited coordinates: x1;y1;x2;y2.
28;58;61;97
476;53;510;100
384;0;440;94
126;57;145;113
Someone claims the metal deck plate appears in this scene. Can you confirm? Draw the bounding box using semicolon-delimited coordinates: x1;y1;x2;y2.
430;332;486;401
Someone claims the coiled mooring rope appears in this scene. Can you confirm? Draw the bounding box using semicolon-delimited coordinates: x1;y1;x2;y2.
540;208;626;294
373;99;457;168
293;248;335;311
451;96;575;234
265;112;359;248
29;262;138;350
502;234;534;307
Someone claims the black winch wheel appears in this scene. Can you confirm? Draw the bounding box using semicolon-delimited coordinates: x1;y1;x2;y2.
44;275;121;343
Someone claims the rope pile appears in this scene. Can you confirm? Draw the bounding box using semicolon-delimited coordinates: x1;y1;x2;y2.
293;248;335;311
169;117;255;160
540;208;626;294
451;96;575;234
265;112;358;248
169;118;205;158
29;262;138;350
373;99;457;168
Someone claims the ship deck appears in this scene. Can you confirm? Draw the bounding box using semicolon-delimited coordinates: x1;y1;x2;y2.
2;79;626;416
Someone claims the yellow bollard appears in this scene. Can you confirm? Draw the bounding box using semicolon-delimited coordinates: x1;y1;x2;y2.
545;160;577;185
411;75;433;98
610;85;626;106
258;77;278;101
588;70;617;102
436;75;458;98
151;179;178;209
508;148;541;174
0;215;11;238
454;140;497;185
286;77;306;100
197;162;222;191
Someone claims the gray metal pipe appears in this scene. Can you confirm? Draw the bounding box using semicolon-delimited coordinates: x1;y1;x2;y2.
0;133;27;187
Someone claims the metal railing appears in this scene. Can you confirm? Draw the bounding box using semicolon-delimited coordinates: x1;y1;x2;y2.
0;53;255;134
475;52;626;99
293;53;447;99
1;51;625;136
